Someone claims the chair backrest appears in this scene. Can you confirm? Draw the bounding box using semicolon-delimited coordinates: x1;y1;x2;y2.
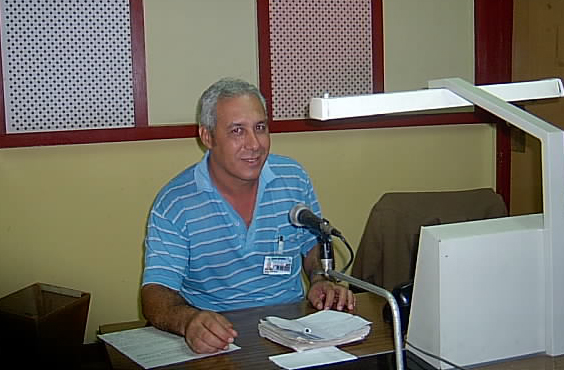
351;188;508;291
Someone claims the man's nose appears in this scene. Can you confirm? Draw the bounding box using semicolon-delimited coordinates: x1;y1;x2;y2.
245;130;260;149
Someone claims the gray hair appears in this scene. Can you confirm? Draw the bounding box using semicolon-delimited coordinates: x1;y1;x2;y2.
197;77;268;131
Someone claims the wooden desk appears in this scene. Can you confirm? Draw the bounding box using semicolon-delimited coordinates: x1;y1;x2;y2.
101;292;564;370
101;293;396;369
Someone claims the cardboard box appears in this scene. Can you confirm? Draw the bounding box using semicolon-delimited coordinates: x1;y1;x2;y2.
0;283;91;366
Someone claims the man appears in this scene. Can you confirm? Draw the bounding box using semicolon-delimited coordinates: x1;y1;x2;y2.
141;77;355;354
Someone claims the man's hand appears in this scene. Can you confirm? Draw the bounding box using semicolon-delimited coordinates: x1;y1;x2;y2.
302;245;356;311
184;310;238;354
307;279;356;311
141;284;238;354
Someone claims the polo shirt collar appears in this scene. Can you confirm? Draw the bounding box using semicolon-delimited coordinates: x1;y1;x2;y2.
194;151;275;192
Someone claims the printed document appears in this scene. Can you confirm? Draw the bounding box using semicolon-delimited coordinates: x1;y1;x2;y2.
98;326;240;369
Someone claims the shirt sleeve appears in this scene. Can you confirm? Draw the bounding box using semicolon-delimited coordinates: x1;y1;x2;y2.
142;207;189;291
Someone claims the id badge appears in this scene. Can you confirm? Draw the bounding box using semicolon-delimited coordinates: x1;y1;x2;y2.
263;256;293;275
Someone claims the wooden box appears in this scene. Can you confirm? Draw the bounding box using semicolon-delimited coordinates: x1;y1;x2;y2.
0;283;91;366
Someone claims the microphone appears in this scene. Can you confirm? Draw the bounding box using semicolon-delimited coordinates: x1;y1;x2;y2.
288;203;342;237
289;203;340;274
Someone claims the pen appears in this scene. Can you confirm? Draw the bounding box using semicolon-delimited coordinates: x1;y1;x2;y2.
278;235;284;254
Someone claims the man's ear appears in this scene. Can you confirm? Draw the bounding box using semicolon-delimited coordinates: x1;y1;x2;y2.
199;126;213;150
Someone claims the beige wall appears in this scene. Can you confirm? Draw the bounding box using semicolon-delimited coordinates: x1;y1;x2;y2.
384;0;475;90
144;0;259;125
511;0;564;215
0;0;489;343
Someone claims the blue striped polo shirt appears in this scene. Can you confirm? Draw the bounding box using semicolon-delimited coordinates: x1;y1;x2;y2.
142;152;321;312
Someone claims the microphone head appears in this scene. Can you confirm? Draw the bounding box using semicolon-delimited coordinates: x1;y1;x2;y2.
289;203;308;227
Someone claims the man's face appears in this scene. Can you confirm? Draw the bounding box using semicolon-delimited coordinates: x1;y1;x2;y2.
200;94;270;188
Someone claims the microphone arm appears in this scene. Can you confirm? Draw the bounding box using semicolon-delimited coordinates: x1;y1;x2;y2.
316;234;405;370
327;269;405;370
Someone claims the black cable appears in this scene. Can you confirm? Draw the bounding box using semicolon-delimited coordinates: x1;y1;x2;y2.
336;234;355;273
405;339;469;370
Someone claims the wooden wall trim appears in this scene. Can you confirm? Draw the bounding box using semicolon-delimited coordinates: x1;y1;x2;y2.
130;0;149;128
256;0;273;122
475;0;514;209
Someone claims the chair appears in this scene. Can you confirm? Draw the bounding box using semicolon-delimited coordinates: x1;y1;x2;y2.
351;188;508;291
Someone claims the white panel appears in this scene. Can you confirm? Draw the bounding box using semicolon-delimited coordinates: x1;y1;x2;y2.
430;78;564;356
309;79;564;121
405;228;441;367
408;215;546;369
1;0;135;133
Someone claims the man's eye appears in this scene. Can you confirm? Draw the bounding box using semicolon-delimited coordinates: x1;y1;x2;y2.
232;127;243;135
256;123;267;131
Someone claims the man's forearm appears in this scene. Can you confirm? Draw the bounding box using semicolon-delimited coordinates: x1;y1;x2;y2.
141;284;199;337
303;244;328;285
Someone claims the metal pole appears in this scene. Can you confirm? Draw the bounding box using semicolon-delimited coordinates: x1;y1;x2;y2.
328;270;405;370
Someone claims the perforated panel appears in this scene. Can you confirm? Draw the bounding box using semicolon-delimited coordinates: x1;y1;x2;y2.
1;0;135;133
269;0;373;120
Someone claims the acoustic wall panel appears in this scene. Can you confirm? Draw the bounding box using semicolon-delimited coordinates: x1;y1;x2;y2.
0;0;135;133
269;0;373;120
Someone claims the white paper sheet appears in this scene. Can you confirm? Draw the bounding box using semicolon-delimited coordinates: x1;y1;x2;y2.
98;326;240;369
269;346;357;369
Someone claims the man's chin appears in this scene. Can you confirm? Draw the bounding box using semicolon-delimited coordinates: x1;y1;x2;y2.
236;167;263;182
241;171;262;182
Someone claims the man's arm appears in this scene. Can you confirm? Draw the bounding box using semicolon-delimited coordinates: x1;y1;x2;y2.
302;244;355;311
141;284;237;354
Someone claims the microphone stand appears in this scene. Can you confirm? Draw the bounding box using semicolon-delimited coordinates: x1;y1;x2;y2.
319;231;334;274
319;233;405;370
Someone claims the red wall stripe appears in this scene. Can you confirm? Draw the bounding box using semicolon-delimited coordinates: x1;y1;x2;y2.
256;0;274;122
130;0;149;128
475;0;514;209
371;0;384;93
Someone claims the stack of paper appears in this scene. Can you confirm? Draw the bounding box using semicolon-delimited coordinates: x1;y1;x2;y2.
258;310;371;352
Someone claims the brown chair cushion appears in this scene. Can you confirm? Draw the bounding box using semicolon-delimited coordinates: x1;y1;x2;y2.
351;188;508;290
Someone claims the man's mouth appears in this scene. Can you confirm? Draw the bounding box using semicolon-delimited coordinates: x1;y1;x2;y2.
241;154;262;163
242;157;260;163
